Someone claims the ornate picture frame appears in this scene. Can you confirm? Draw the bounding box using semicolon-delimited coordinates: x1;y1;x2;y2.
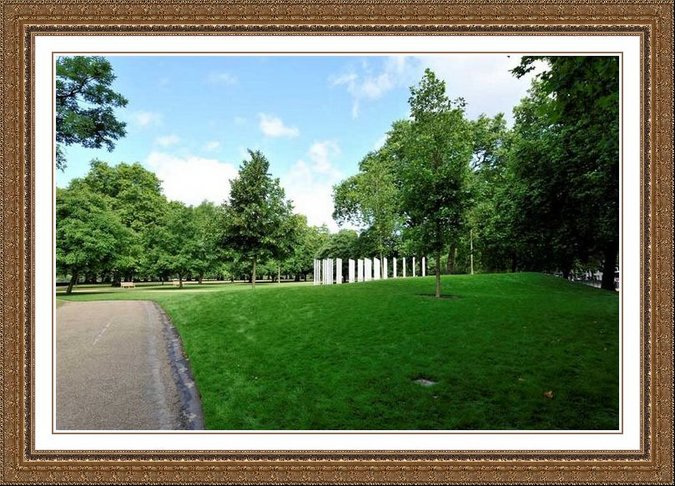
1;0;673;483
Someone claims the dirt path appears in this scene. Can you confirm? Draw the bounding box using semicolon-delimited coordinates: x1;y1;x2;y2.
56;300;203;430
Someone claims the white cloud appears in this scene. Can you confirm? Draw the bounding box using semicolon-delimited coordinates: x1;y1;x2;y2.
283;163;339;232
331;55;543;124
207;72;238;85
258;113;300;138
281;141;343;231
154;134;180;147
146;152;238;206
416;54;545;123
331;56;418;118
308;141;341;176
132;111;162;128
203;141;221;151
332;73;358;86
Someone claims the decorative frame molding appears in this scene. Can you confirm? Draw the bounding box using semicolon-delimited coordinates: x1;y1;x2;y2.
1;1;673;483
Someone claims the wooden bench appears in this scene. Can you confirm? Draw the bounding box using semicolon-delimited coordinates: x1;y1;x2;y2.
120;281;135;288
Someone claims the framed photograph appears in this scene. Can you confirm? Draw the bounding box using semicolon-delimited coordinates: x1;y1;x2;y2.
1;0;672;483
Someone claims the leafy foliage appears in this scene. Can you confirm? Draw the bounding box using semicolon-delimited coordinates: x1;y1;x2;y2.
221;150;296;287
282;217;329;280
510;56;620;288
191;201;226;282
55;59;619;293
56;185;132;293
333;150;400;271
394;69;473;297
56;56;128;170
77;160;168;281
150;202;201;287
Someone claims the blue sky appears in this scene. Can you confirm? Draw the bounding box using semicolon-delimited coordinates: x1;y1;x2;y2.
57;55;539;231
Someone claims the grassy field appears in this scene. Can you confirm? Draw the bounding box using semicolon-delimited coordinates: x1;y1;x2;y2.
57;273;619;430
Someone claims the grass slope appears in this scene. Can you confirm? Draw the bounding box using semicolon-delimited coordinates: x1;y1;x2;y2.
58;273;619;430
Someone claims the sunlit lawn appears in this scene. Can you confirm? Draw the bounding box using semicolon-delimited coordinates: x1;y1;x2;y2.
57;273;619;430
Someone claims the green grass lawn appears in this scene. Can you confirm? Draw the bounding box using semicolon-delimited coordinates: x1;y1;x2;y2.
57;273;619;430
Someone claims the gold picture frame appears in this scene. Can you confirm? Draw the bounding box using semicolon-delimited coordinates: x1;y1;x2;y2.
1;0;673;483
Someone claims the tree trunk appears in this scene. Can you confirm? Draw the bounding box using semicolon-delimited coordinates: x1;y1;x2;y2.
380;251;385;278
601;242;618;291
198;273;203;284
435;252;441;298
66;270;79;295
277;265;281;284
179;275;183;289
251;256;257;289
446;246;456;274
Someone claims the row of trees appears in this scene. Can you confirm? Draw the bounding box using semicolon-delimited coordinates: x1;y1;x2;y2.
57;157;284;292
332;57;619;295
55;56;418;293
57;155;403;293
57;56;619;296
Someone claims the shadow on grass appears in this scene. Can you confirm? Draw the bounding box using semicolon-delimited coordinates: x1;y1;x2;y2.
416;293;461;300
56;291;119;297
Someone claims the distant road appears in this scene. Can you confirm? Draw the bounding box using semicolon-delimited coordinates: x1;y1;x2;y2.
56;300;202;430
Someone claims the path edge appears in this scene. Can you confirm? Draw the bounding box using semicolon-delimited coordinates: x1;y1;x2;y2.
153;302;205;430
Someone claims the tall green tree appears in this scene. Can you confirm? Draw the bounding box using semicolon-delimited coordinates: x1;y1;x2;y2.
78;160;167;282
81;160;165;229
395;69;473;297
508;85;574;274
333;150;400;273
56;186;132;294
513;56;619;289
56;56;128;170
221;150;295;288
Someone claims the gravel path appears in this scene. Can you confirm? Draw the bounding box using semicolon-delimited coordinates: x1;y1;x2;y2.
56;300;203;430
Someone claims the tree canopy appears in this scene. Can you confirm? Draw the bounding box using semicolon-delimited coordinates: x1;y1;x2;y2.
55;57;620;295
333;150;400;275
56;185;132;294
394;69;473;297
56;56;128;170
510;56;619;289
221;150;296;288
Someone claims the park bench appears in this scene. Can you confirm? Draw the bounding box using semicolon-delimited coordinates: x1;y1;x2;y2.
172;279;181;286
120;281;135;288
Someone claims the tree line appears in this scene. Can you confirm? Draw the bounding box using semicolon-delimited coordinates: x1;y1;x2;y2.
56;151;438;293
58;155;315;293
332;57;619;294
56;56;619;295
